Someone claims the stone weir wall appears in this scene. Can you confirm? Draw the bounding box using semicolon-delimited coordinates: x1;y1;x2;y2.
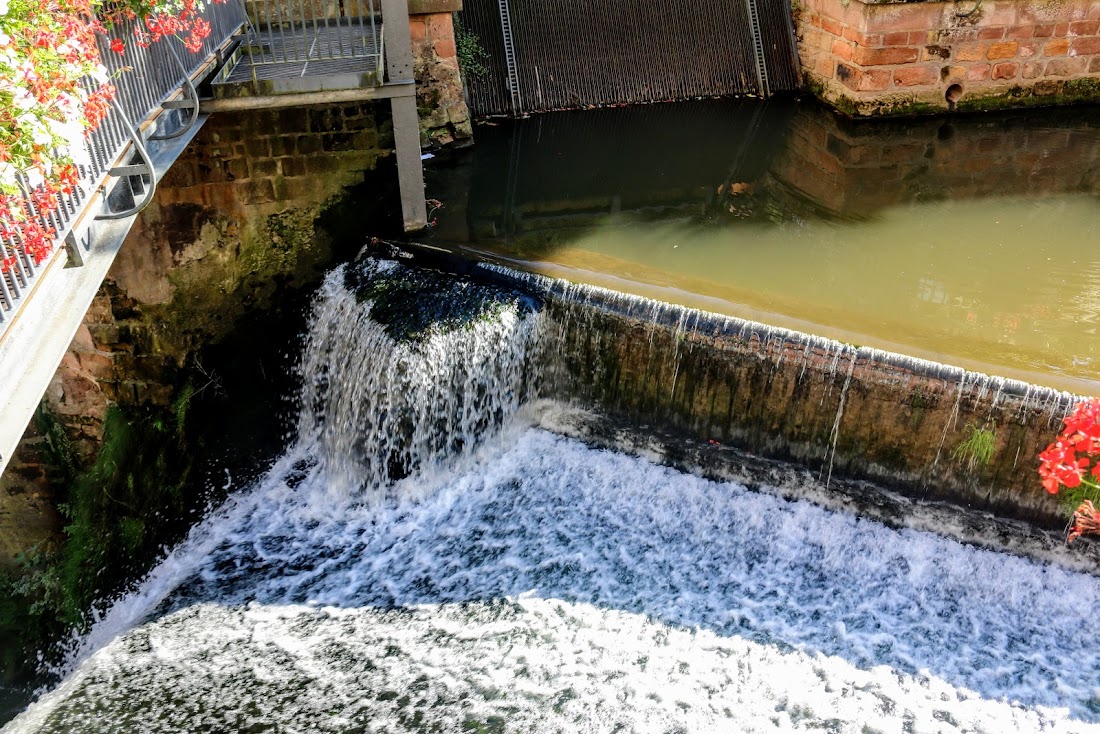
797;0;1100;115
469;261;1081;528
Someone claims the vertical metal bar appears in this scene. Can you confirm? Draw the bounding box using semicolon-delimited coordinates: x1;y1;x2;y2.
368;0;377;66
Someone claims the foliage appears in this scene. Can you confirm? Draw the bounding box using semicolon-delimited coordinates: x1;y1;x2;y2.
952;424;996;468
0;0;221;274
453;14;489;80
0;391;198;680
1038;397;1100;542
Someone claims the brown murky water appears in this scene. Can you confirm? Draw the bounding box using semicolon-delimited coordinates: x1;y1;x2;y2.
425;99;1100;394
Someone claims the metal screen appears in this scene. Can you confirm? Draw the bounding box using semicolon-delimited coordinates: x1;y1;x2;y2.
0;1;247;332
460;0;802;116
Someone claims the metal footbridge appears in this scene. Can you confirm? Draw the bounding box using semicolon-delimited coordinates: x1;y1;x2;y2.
0;0;427;477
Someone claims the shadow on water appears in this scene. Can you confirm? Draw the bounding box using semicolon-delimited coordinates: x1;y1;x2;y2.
428;97;1100;244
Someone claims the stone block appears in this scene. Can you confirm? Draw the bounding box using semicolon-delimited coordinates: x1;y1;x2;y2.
249;159;279;178
1006;25;1034;39
1044;38;1071;55
433;37;456;58
1033;79;1064;95
1071;36;1100;55
408;0;462;15
992;62;1020;79
279;157;308;177
955;44;986;62
268;136;295;157
296;135;324;154
275;108;310;131
1019;41;1040;58
240;179;275;205
968;63;991;80
842;26;876;46
1070;20;1100;36
832;39;854;61
1045;56;1089;76
309;108;340;133
882;31;909;46
986;41;1019;59
226;158;249;181
322;132;356;152
940;64;967;83
921;44;950;62
1091;55;1100;72
1033;24;1055;37
425;12;454;37
409;18;427;41
978;28;1006;41
893;66;937;86
853;45;919;66
1022;60;1045;78
244;138;271;157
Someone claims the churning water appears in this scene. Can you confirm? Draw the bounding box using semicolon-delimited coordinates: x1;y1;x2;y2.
6;261;1100;733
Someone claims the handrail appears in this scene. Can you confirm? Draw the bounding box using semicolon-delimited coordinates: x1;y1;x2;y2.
0;0;247;338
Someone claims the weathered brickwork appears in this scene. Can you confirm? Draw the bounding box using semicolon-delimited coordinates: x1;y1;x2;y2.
409;3;473;146
798;0;1100;115
2;102;395;565
53;105;388;446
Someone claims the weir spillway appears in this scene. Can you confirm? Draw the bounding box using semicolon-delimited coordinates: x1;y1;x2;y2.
5;258;1099;733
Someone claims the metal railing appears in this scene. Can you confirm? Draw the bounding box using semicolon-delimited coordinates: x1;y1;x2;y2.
0;0;247;335
243;0;380;70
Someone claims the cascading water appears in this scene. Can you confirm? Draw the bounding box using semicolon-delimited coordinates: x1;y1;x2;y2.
6;258;1100;733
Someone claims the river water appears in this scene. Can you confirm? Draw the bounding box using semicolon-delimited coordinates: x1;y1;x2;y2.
426;99;1100;395
5;262;1100;733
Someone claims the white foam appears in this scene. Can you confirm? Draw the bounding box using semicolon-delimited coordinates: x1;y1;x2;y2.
9;429;1100;732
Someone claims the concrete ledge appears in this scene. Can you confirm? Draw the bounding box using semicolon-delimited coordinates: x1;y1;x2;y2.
201;82;415;112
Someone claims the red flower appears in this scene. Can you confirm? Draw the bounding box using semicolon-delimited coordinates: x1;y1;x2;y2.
110;38;125;54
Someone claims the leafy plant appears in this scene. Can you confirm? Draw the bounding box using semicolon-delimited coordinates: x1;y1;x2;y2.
454;14;489;80
952;424;996;468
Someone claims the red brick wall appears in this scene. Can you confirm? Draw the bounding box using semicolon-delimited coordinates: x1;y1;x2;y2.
408;10;473;146
798;0;1100;115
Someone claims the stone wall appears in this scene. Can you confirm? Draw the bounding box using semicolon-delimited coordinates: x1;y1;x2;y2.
0;101;394;568
797;0;1100;115
409;0;473;146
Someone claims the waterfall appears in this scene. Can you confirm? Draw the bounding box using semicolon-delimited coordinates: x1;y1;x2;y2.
296;260;544;493
8;256;1100;734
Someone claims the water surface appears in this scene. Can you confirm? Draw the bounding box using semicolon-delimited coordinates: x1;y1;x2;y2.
426;100;1100;393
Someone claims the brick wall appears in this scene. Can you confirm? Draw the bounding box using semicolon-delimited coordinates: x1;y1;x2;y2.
798;0;1100;115
408;3;473;146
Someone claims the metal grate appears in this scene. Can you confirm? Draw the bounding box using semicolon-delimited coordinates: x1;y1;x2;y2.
0;0;247;335
460;0;802;116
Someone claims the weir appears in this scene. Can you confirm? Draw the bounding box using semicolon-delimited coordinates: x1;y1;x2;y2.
8;256;1100;733
379;246;1081;528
